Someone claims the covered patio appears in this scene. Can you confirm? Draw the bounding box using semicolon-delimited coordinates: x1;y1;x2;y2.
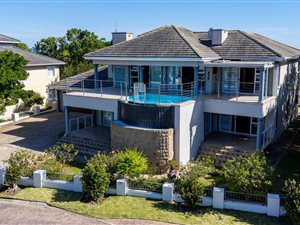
70;126;110;145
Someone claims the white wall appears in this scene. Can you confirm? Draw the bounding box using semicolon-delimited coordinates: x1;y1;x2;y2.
174;100;204;164
23;66;60;101
63;93;119;120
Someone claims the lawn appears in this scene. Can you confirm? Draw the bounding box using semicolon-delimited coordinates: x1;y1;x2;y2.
0;187;279;225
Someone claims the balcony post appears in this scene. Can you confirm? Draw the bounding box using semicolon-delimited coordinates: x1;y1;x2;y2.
64;106;70;135
94;64;99;89
193;66;198;98
259;66;265;102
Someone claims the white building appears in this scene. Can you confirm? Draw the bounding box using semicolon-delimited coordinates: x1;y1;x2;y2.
52;25;300;165
0;34;64;119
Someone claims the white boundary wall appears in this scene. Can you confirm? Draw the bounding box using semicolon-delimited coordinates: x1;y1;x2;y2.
0;168;283;217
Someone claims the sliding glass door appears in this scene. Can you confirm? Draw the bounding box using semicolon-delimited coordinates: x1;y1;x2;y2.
222;67;239;93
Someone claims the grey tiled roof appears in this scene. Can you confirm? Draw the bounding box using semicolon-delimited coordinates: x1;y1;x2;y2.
0;34;20;43
86;26;300;60
195;30;300;59
0;45;65;66
85;25;220;59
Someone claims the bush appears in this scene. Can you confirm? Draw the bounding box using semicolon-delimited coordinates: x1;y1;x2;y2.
283;179;300;224
219;152;271;193
116;148;148;178
46;143;78;165
175;177;207;209
81;154;110;201
5;151;37;190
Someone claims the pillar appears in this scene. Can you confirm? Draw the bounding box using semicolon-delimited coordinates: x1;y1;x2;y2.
213;187;224;209
73;174;83;192
256;118;264;151
194;66;198;97
33;170;46;188
0;166;6;185
94;64;98;89
259;66;265;102
116;178;128;196
267;194;280;217
162;183;174;202
64;106;70;134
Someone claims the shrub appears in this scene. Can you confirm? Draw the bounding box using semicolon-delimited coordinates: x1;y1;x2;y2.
283;179;300;224
46;143;78;165
81;154;110;201
116;148;148;178
219;152;271;193
175;177;207;209
5;151;37;190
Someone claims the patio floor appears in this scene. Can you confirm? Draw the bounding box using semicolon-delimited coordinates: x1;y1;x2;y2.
203;132;257;153
70;126;110;145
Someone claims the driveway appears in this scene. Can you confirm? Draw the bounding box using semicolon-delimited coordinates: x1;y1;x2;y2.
0;199;173;225
0;112;65;165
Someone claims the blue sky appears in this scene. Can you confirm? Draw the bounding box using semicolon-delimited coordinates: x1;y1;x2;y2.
1;0;300;48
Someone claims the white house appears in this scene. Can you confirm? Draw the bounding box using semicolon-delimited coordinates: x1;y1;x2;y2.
0;34;64;120
52;26;300;165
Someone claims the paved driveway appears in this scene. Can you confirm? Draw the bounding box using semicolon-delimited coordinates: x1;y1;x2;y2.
0;200;173;225
0;112;65;165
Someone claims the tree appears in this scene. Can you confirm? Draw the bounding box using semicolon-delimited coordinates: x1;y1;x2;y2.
16;43;30;51
0;50;43;115
220;152;272;193
33;28;111;79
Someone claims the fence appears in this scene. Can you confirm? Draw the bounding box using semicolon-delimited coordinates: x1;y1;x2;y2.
0;167;283;217
128;179;163;193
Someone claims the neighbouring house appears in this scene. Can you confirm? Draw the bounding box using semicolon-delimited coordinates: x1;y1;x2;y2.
51;26;300;166
0;34;64;120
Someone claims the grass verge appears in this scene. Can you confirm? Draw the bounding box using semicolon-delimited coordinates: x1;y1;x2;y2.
0;187;279;225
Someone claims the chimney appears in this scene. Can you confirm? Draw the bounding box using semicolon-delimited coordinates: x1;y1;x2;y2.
209;28;228;46
112;32;133;45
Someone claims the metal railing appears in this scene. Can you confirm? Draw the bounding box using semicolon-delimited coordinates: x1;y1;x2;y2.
198;80;262;100
224;191;267;205
128;179;163;193
61;77;270;104
204;187;213;197
46;172;74;182
69;114;93;132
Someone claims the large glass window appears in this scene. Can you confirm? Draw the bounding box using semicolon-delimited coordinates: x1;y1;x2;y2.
222;67;239;93
167;66;181;85
149;66;162;88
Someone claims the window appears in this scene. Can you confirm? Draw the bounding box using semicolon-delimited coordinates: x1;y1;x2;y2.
149;66;162;88
48;67;55;78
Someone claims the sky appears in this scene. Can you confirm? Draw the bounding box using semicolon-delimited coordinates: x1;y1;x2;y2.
0;0;300;48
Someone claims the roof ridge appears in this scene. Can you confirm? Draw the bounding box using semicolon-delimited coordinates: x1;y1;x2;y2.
239;30;282;57
249;32;300;53
85;26;172;57
0;34;20;43
173;25;219;59
13;46;65;64
172;25;203;58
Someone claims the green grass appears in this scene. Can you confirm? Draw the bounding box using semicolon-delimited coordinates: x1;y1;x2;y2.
0;188;279;225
